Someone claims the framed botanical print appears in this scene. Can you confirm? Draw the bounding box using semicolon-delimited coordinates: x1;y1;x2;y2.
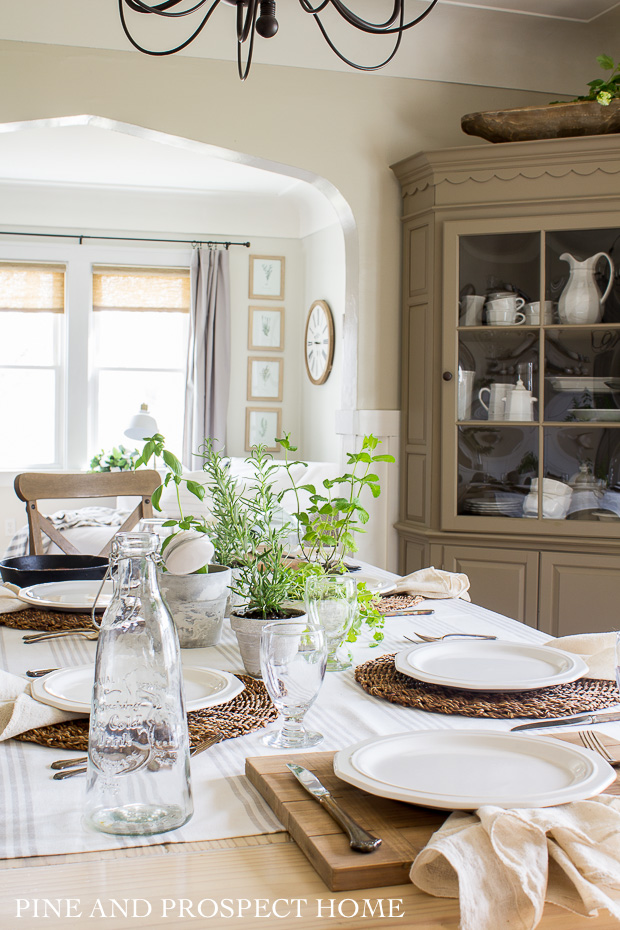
245;407;282;451
247;356;283;401
249;255;285;300
248;306;284;351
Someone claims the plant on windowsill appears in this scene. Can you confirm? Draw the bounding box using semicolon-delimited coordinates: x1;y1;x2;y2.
89;445;140;472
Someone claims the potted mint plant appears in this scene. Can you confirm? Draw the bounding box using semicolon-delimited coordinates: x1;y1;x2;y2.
277;432;395;650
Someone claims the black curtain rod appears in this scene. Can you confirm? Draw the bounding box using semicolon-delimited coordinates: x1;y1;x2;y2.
0;230;250;249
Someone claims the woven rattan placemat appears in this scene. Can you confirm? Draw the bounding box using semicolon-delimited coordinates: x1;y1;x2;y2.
354;653;620;719
376;594;423;613
1;608;95;632
15;675;277;752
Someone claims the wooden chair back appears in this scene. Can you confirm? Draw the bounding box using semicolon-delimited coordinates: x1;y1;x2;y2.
14;470;162;557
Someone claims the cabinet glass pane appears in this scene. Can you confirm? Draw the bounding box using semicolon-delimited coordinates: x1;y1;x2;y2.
458;426;537;518
459;232;540;327
543;426;620;523
543;327;620;422
546;228;619;324
459;330;539;422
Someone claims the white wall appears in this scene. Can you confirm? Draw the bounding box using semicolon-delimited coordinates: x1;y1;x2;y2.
301;223;345;464
0;37;588;568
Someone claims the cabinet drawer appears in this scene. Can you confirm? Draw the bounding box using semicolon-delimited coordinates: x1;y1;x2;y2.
442;545;538;627
539;551;620;636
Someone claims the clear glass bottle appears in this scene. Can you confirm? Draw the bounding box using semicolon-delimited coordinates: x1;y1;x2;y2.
84;532;193;835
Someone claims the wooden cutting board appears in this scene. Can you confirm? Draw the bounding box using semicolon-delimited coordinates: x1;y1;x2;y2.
246;733;620;892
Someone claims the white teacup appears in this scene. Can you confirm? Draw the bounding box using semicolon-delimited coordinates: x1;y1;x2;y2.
460;295;485;327
486;296;525;325
524;301;555;325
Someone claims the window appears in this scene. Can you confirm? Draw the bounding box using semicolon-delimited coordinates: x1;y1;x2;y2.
91;265;190;455
0;262;65;469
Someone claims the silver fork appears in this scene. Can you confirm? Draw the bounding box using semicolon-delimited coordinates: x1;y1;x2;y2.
579;730;620;767
404;632;498;643
23;629;98;643
51;733;224;779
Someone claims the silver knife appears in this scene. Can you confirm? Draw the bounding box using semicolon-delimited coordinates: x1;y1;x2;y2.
286;762;382;853
512;710;620;732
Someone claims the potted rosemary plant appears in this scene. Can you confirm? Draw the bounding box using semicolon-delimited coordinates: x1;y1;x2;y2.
226;444;309;677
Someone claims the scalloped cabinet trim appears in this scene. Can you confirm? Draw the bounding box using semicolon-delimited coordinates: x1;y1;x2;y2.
392;136;620;212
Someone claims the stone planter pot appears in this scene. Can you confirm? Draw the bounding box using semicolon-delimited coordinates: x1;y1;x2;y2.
229;606;307;678
461;99;620;144
158;564;231;648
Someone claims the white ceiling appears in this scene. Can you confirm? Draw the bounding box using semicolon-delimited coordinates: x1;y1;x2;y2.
447;0;619;20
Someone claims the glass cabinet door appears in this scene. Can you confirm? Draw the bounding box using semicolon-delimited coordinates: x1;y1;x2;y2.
446;222;620;531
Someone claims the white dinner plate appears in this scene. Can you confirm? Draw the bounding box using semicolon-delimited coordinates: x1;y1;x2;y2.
16;580;114;613
569;409;620;422
550;376;612;393
31;664;244;714
394;641;588;691
333;730;615;809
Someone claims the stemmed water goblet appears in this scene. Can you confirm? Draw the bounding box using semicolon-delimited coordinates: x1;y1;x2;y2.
305;575;357;672
260;622;327;749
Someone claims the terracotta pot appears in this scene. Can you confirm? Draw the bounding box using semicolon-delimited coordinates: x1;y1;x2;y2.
158;564;231;648
229;606;307;678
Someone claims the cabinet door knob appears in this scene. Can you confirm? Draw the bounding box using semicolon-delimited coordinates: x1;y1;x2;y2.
442;371;453;381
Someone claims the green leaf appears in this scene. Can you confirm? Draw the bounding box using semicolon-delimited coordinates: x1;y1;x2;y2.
186;480;206;500
369;483;381;499
597;53;615;70
372;453;396;463
151;484;163;511
162;449;183;476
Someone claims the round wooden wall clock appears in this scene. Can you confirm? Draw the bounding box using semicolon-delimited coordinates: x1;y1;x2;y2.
304;300;334;385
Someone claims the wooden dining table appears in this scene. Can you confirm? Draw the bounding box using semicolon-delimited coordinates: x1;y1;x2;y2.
1;569;619;930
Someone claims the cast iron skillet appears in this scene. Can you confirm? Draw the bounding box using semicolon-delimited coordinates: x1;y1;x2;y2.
0;554;108;587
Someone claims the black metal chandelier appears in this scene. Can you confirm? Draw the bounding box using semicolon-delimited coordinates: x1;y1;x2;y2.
119;0;441;80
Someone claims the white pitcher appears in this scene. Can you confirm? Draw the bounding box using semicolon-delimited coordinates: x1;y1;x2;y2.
557;251;614;324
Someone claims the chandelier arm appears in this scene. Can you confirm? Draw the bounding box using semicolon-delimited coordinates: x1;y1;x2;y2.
125;0;212;16
237;0;258;79
119;0;223;54
310;9;405;71
299;0;440;35
237;0;258;43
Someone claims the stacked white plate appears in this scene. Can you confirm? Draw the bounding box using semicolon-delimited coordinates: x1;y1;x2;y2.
394;640;588;691
333;730;615;809
31;665;244;714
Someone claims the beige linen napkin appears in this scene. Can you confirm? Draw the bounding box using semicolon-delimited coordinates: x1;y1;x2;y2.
0;584;27;615
546;632;616;681
0;669;84;741
411;796;620;930
380;566;471;601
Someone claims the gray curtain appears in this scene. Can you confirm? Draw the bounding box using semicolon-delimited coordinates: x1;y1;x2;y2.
182;247;231;464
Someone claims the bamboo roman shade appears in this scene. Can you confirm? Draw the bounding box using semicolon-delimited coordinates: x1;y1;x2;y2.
0;262;65;312
92;265;190;312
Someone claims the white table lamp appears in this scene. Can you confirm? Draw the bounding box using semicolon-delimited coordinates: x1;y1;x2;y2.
124;403;158;441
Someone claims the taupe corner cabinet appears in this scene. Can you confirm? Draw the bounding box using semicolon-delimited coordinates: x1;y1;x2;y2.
391;135;620;636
